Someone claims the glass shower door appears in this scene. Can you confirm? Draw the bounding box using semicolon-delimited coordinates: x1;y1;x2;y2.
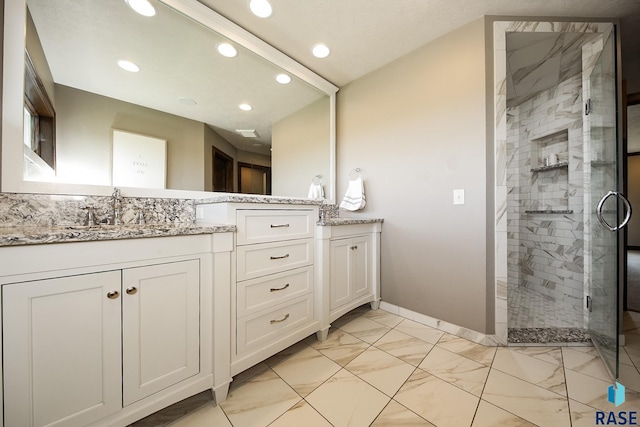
589;28;629;380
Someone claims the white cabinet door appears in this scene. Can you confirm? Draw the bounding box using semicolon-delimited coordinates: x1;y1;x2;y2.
351;235;371;300
330;238;352;310
330;235;372;311
3;271;122;427
122;260;200;406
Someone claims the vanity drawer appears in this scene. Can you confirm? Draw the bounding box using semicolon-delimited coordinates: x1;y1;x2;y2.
236;295;313;355
236;210;315;245
236;239;313;281
237;266;313;317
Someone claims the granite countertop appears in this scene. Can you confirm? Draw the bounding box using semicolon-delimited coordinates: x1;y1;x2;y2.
316;218;384;226
0;223;236;247
195;194;323;205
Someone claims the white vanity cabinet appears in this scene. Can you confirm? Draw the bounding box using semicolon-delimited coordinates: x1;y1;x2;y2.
3;271;123;427
3;260;199;426
122;260;200;406
329;235;372;310
233;208;319;372
316;221;382;330
196;202;322;401
0;233;232;427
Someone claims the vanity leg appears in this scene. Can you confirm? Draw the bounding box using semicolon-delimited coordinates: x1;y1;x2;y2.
370;299;380;310
316;326;330;342
212;381;231;404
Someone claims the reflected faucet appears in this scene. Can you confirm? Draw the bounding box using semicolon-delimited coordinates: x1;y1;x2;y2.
111;187;123;225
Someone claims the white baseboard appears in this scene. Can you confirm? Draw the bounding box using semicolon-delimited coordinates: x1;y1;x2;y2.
378;301;507;346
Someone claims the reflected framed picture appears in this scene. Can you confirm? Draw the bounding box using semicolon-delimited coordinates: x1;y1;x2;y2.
112;129;166;188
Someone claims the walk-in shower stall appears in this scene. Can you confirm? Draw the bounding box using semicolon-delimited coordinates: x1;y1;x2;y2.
500;22;625;380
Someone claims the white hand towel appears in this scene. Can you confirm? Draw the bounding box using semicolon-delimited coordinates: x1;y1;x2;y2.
340;176;366;211
307;183;324;199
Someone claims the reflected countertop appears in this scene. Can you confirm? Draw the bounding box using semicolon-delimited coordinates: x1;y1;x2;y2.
0;223;236;247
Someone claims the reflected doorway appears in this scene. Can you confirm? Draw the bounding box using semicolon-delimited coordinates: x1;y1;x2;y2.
238;162;271;195
212;148;234;193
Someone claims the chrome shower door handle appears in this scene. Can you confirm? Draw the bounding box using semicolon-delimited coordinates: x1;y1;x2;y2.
618;192;633;229
596;191;632;231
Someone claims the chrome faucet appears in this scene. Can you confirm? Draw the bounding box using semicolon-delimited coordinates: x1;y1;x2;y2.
111;188;123;225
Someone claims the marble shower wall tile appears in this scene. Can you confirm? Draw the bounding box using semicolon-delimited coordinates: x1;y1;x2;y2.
495;20;613;337
0;192;196;227
505;57;585;330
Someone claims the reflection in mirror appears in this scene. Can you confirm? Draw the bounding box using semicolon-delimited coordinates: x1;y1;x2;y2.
12;0;336;197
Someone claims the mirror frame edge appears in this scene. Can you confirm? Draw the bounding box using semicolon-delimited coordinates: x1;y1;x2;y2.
1;0;339;202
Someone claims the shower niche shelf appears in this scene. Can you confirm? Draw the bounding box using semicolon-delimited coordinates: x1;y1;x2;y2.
530;162;569;173
524;209;574;214
590;160;615;168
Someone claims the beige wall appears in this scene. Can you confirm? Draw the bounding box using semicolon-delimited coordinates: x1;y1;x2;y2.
237;150;271;167
55;85;206;190
0;0;4;159
336;18;491;332
272;97;330;198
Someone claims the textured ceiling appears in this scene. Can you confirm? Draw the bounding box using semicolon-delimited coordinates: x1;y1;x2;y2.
199;0;640;87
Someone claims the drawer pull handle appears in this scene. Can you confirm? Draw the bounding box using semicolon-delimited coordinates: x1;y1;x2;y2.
351;245;358;250
270;253;290;260
270;313;290;324
270;283;290;292
107;290;120;300
270;224;290;228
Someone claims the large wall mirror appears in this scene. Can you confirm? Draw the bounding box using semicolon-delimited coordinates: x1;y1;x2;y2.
2;0;338;199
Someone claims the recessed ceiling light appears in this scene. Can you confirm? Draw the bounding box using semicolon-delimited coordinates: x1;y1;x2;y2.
239;103;253;111
217;43;238;58
117;60;140;72
249;0;272;18
125;0;156;17
178;97;197;106
312;44;330;58
276;73;291;84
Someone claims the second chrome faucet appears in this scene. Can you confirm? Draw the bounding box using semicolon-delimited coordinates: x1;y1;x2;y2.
111;187;123;225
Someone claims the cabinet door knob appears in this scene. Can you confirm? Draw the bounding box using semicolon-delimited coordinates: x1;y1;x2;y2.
126;287;138;295
107;290;120;300
351;245;358;250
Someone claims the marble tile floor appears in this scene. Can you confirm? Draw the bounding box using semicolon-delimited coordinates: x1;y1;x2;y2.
508;284;584;329
131;308;640;427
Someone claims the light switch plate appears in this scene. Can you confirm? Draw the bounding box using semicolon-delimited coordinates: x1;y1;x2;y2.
453;189;465;205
